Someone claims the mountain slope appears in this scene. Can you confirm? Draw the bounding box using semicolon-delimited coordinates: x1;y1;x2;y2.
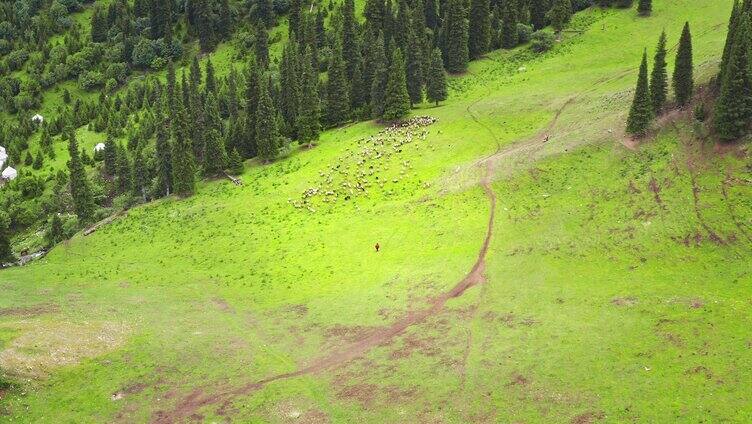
2;1;751;422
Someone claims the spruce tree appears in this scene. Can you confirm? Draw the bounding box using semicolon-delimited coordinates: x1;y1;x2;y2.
370;33;390;118
719;1;741;89
406;26;425;105
326;43;351;126
427;48;448;106
45;213;65;248
637;0;651;16
547;0;572;32
626;51;653;136
103;136;117;177
530;0;549;30
91;4;109;43
365;0;386;31
67;131;96;223
0;211;14;264
341;0;360;80
298;48;321;147
714;18;752;141
227;147;244;174
444;0;470;73
115;144;132;194
501;0;519;49
155;121;173;197
673;22;694;107
205;58;217;96
243;62;262;158
280;37;302;137
171;97;196;197
33;150;44;170
203;129;228;176
289;0;302;35
469;0;491;58
424;0;439;31
383;49;412;121
256;24;270;68
132;147;148;202
256;80;280;163
649;31;668;114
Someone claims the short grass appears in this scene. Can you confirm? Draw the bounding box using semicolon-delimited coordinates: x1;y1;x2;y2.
2;1;751;422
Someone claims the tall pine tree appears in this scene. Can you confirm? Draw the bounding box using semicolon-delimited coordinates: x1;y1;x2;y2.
0;211;15;264
649;30;668;114
370;33;389;118
637;0;652;16
171;95;196;197
326;43;351;126
298;48;321;147
673;22;694;107
256;77;280;162
714;18;752;141
67;131;96;223
469;0;491;58
427;48;448;106
626;51;653;136
444;0;470;73
383;49;412;121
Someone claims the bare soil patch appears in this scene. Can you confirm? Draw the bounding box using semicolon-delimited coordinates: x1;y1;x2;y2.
0;304;59;318
571;410;605;424
611;297;638;307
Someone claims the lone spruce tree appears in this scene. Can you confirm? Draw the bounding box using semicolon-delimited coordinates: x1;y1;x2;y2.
203;129;227;176
383;49;412;121
673;22;694;107
626;51;653;136
67;131;96;223
649;31;668;113
501;0;519;49
427;48;448;106
714;18;752;141
718;1;741;87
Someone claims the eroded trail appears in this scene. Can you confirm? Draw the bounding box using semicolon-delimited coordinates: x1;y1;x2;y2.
153;164;498;424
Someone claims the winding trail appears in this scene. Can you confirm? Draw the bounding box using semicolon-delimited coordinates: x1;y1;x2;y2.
153;151;498;424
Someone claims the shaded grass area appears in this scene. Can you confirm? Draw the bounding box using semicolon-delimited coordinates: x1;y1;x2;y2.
1;1;749;422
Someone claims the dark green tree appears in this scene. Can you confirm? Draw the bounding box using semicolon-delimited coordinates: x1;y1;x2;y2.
626;51;653;136
530;0;549;30
289;0;302;35
719;1;741;89
171;97;196;197
365;0;386;31
256;24;270;67
427;48;448;106
256;77;280;162
469;0;491;58
383;49;412;121
444;0;470;73
637;0;652;16
115;144;132;194
297;48;321;147
205;58;217;96
103;136;117;177
649;30;668;113
280;37;302;137
227;147;244;174
67;131;96;223
203;129;228;176
714;19;752;141
91;4;109;43
132;147;149;202
155;120;173;197
673;22;694;107
370;33;389;118
501;0;519;49
546;0;572;32
406;26;425;105
45;214;65;248
326;43;351;126
0;211;15;264
33;150;44;170
150;0;172;40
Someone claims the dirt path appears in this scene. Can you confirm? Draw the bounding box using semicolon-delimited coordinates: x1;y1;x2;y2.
153;157;498;424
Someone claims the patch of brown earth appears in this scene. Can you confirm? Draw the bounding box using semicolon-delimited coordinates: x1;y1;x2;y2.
336;383;378;408
571;410;606;424
507;373;530;387
211;298;234;313
611;297;638;307
0;304;59;317
685;366;714;380
689;299;705;309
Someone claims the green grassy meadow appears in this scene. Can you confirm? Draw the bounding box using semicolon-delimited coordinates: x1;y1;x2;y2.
2;1;751;422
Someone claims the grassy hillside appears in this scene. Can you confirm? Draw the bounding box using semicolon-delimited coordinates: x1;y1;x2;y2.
2;1;751;422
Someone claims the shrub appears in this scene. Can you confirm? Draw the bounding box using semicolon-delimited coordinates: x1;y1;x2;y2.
516;24;533;44
531;30;555;53
78;71;104;90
